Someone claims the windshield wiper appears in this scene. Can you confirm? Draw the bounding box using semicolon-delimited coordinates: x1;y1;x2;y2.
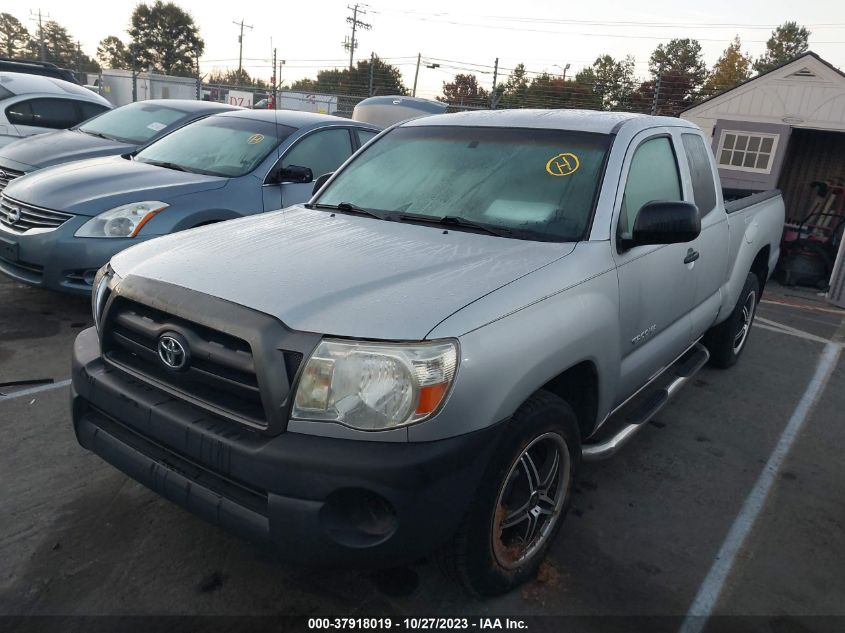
137;159;193;173
79;130;116;141
394;213;515;238
309;201;392;221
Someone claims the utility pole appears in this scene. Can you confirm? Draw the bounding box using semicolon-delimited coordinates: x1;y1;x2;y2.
491;57;499;109
412;53;421;97
76;40;81;82
271;47;277;108
368;52;375;96
30;10;48;61
342;4;371;71
651;63;664;115
233;18;253;74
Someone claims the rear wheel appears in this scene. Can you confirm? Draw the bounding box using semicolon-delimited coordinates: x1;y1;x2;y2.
437;391;580;596
703;272;760;368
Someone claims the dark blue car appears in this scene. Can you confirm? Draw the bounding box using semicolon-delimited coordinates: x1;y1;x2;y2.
0;109;380;294
0;99;238;194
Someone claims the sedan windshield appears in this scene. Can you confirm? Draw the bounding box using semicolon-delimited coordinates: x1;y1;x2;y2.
315;125;611;242
135;116;294;177
78;102;189;144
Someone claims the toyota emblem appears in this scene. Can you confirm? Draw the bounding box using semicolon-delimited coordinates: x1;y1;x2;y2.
157;333;190;371
6;205;21;225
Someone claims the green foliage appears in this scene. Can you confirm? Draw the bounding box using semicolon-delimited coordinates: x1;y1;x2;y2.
753;21;810;73
128;1;204;77
207;68;268;89
22;19;99;74
703;36;752;95
438;73;489;107
576;54;637;110
495;63;529;109
649;38;708;114
0;12;29;58
289;56;407;96
97;36;130;70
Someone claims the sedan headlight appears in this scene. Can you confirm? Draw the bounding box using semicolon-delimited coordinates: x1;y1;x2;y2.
75;201;169;238
292;339;458;431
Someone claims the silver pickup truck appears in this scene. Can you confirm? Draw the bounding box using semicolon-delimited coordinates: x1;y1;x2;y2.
70;110;784;596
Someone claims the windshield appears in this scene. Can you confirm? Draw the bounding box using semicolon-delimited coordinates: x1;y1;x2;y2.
316;125;611;242
135;116;294;177
78;102;189;144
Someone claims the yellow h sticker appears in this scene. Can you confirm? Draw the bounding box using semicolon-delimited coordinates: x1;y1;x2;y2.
546;153;580;177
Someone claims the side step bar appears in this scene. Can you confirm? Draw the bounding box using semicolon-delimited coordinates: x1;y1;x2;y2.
582;343;710;461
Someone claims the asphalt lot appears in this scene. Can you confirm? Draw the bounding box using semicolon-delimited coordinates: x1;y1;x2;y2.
1;274;844;629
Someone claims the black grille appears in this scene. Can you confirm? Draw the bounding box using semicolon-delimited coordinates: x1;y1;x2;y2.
0;195;74;233
103;299;270;428
0;166;25;194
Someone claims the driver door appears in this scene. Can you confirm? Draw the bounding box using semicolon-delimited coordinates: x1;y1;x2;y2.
612;131;696;403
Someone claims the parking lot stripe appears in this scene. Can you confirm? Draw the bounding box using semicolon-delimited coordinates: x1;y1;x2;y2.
679;342;842;633
0;378;72;401
754;317;838;345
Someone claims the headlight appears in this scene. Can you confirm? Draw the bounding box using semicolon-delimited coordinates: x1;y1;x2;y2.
91;264;112;332
75;201;169;238
292;339;458;431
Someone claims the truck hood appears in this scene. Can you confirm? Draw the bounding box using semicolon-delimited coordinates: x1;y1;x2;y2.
0;129;134;171
3;156;228;216
111;205;576;340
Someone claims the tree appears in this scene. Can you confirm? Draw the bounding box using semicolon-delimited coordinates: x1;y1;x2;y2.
438;73;489;107
576;54;637;110
97;35;130;69
523;73;601;110
495;63;529;109
289;56;407;96
23;20;99;74
0;13;29;58
703;36;752;96
649;38;708;115
753;21;810;73
207;68;267;88
129;1;204;76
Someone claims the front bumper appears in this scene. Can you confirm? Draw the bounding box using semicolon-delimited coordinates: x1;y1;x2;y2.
71;327;503;567
0;216;152;295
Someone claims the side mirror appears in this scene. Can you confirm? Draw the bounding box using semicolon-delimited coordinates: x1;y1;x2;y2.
628;201;701;247
312;172;333;196
277;165;313;184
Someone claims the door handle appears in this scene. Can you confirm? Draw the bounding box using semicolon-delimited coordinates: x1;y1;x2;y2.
684;248;700;264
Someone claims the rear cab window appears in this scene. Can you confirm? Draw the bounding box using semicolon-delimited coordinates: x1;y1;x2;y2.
681;133;718;217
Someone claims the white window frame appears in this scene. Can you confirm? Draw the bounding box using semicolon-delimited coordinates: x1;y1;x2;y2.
716;129;780;174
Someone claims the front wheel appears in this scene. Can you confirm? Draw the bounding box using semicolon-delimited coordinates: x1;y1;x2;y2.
703;272;760;368
437;391;580;596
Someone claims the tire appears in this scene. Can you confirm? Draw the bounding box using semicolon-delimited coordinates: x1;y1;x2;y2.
703;272;760;369
436;390;580;596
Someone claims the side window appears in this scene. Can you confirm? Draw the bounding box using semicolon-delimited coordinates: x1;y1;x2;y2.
28;98;79;129
619;136;682;236
78;102;110;122
6;100;34;126
682;133;717;217
282;128;353;181
357;128;378;146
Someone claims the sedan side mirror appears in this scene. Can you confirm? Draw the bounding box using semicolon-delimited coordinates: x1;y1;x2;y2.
629;200;701;247
312;172;333;196
277;165;313;184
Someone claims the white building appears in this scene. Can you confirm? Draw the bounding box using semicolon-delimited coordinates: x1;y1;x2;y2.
681;52;845;222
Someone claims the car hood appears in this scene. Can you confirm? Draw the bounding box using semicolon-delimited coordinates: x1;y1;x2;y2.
111;205;576;340
3;156;228;216
0;129;134;171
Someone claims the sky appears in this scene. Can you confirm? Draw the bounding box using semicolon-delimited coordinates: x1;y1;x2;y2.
11;0;845;98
